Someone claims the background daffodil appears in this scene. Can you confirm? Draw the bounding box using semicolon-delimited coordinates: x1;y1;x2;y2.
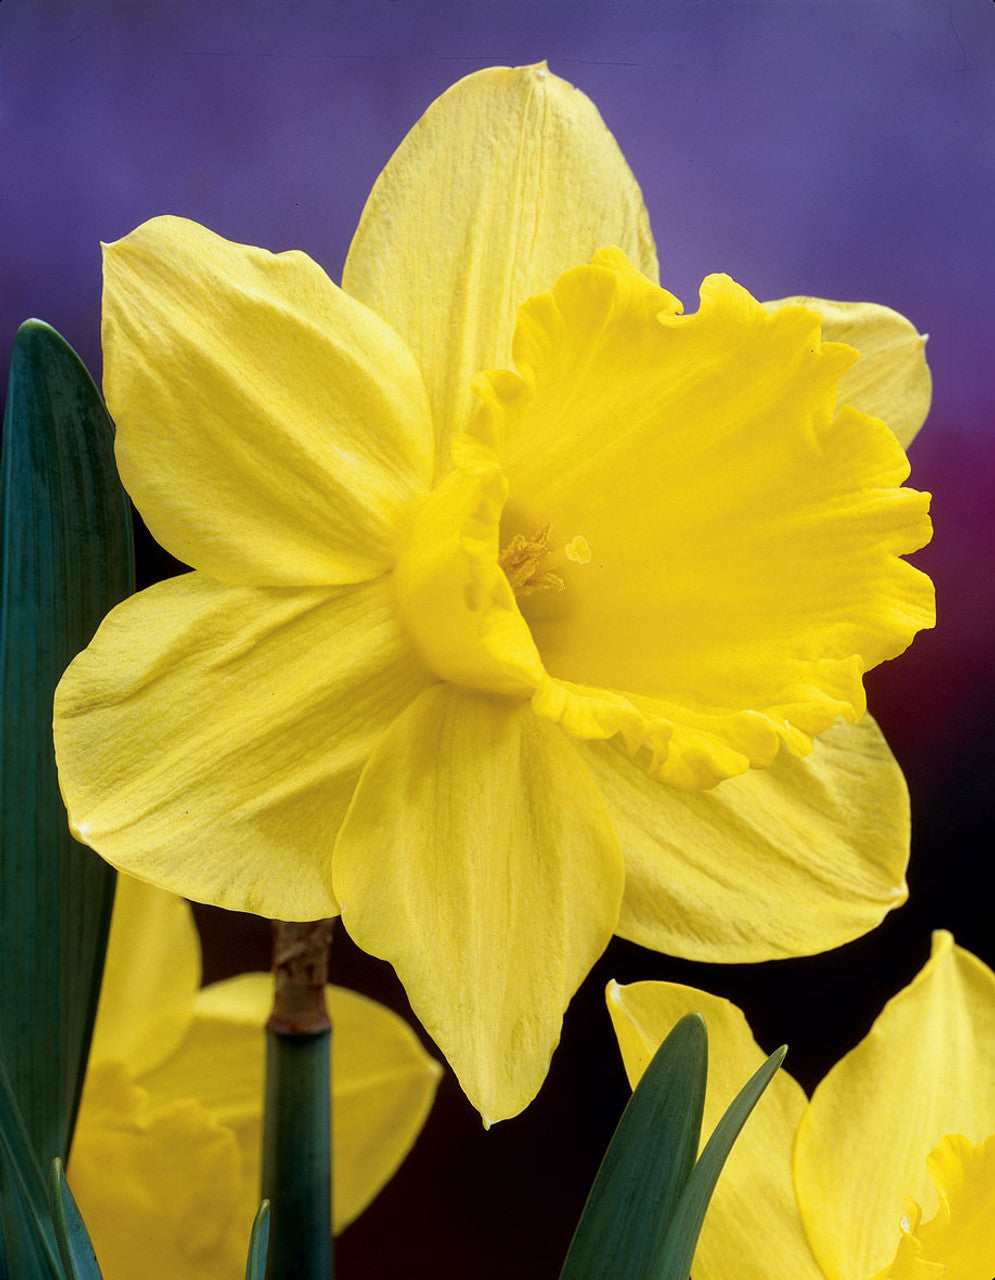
608;932;995;1280
54;65;933;1121
69;875;440;1279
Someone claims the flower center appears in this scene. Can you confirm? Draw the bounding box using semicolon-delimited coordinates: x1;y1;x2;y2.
497;524;565;596
394;459;644;751
392;465;546;699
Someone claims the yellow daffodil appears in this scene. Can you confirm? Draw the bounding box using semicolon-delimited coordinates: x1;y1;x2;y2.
54;65;933;1121
608;933;995;1280
69;875;440;1280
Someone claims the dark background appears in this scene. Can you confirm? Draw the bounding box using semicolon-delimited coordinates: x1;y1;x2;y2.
2;3;993;1276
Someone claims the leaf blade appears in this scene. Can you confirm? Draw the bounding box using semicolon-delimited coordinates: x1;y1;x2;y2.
651;1043;788;1280
0;1049;65;1279
48;1160;102;1280
558;1012;707;1280
0;320;133;1167
244;1201;270;1280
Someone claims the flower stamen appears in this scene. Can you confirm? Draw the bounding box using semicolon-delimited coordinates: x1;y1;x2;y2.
564;534;591;564
498;524;565;596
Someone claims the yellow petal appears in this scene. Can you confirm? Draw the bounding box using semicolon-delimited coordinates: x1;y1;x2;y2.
485;251;933;789
765;296;931;449
104;215;433;586
89;876;200;1076
69;1062;245;1280
138;974;441;1234
327;983;442;1230
343;64;657;475
333;685;624;1122
795;933;995;1280
578;714;909;962
55;573;432;918
608;979;822;1280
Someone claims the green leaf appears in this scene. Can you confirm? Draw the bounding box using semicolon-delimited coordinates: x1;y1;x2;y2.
261;1028;333;1280
650;1043;788;1280
0;320;133;1171
558;1013;707;1280
0;1051;64;1279
0;1176;63;1280
48;1160;101;1280
244;1201;271;1280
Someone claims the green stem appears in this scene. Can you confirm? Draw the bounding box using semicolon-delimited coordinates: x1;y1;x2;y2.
261;919;334;1280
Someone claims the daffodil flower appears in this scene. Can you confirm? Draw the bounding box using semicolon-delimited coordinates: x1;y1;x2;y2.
608;933;995;1280
68;875;440;1280
54;65;933;1121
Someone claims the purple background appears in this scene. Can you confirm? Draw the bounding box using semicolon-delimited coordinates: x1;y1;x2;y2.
2;3;993;1276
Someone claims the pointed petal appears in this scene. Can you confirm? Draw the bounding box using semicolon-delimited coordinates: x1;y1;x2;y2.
333;685;624;1122
489;254;933;788
326;983;442;1230
104;216;433;586
578;714;909;962
137;975;441;1234
343;65;657;474
68;1063;244;1280
89;877;200;1077
607;980;821;1280
54;574;431;918
765;296;931;449
795;934;995;1280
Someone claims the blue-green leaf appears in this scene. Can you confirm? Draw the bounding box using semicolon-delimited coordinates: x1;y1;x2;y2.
48;1160;101;1280
558;1012;707;1280
650;1043;788;1280
0;1176;63;1280
0;320;133;1170
0;1051;64;1279
244;1201;270;1280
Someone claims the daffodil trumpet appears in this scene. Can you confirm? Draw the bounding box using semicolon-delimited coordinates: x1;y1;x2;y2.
54;64;935;1122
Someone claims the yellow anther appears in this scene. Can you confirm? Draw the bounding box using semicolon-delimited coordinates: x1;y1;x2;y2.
498;524;565;596
564;534;591;564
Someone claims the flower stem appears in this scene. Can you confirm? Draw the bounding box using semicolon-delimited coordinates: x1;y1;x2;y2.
262;919;335;1280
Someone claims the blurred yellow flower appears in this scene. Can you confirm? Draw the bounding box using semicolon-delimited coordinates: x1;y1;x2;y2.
608;932;995;1280
55;65;933;1121
68;876;440;1280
